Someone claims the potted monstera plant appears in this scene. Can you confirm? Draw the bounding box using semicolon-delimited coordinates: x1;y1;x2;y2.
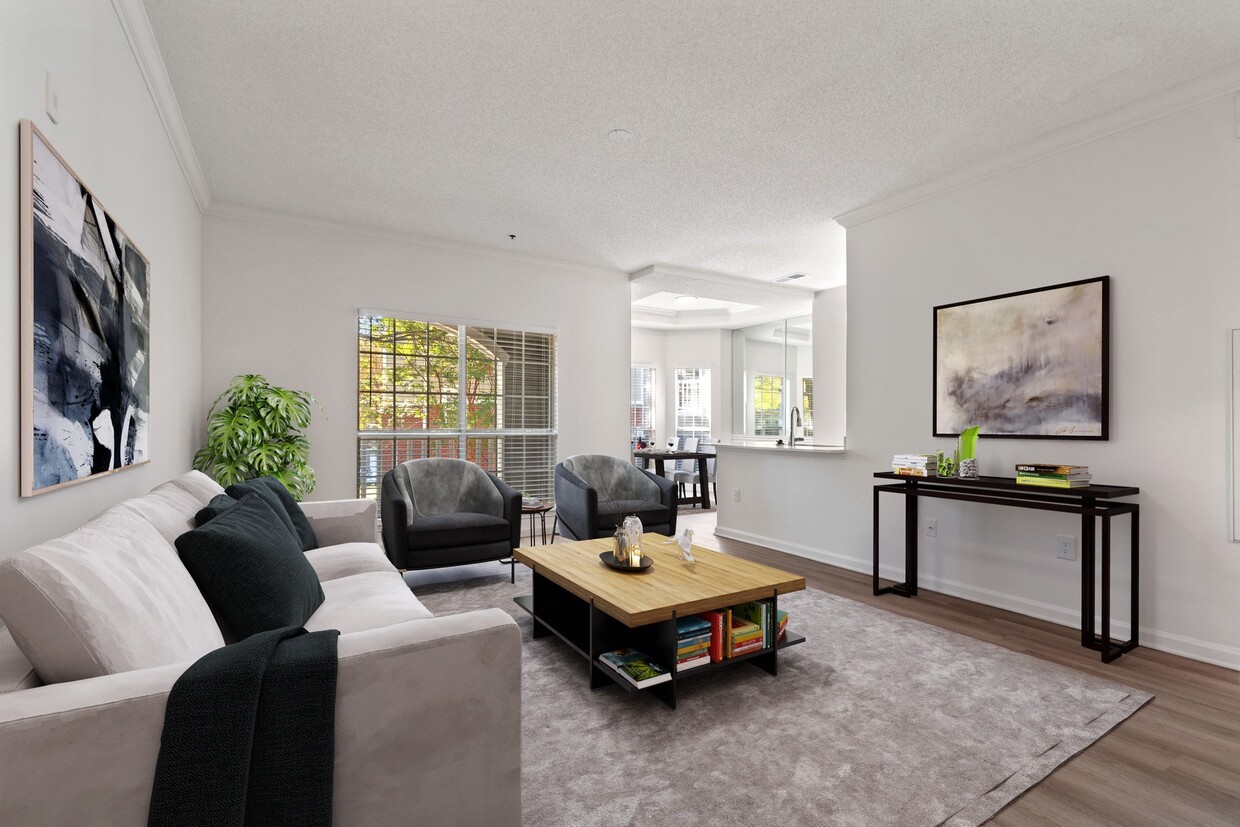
193;374;322;499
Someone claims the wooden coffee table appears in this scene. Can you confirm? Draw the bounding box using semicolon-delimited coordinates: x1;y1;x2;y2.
514;534;806;708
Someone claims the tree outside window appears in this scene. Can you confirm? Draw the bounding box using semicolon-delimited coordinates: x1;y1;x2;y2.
753;374;783;436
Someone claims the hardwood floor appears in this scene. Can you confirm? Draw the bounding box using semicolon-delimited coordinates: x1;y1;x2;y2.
674;508;1240;827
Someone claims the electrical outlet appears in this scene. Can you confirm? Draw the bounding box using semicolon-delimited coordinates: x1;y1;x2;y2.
1056;535;1076;561
732;488;741;503
925;518;937;537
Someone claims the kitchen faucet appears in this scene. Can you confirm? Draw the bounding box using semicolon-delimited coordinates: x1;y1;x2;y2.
789;406;803;442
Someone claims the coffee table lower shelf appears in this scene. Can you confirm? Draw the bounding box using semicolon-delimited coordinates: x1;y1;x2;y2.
513;578;804;710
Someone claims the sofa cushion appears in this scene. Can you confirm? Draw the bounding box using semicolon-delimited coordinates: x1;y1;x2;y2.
0;627;40;693
596;499;672;530
227;477;319;551
175;493;324;640
119;479;211;545
168;469;227;504
304;543;397;582
0;506;225;684
407;512;511;550
303;571;432;634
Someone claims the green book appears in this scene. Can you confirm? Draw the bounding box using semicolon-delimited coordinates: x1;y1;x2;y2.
598;648;671;688
732;601;771;648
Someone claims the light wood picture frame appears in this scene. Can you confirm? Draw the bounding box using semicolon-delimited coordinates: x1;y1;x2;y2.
20;120;151;496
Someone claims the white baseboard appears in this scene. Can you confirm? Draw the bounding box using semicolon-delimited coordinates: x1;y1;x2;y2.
712;525;1240;671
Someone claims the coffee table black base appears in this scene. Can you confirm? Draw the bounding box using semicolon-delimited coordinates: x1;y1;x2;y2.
514;570;804;709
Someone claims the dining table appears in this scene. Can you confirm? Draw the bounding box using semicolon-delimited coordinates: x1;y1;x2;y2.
631;448;713;509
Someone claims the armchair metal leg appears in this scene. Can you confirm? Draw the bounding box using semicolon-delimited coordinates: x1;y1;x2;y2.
550;515;558;543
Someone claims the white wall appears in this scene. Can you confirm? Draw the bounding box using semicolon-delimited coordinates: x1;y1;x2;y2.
812;287;846;444
721;93;1240;669
202;211;631;500
0;0;203;557
631;327;732;443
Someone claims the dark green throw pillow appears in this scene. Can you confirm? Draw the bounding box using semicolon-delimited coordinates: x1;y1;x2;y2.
175;493;325;640
227;477;319;551
194;493;241;528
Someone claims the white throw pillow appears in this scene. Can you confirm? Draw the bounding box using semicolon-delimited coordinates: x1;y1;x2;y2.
0;505;225;684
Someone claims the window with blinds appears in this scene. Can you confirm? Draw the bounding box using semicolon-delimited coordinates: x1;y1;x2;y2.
753;374;783;436
801;377;814;438
357;315;557;502
674;368;711;440
630;366;655;446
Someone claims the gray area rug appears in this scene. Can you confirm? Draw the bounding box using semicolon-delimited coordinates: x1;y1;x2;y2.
416;566;1151;827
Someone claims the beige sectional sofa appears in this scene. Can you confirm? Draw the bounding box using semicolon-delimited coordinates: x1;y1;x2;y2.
0;471;521;826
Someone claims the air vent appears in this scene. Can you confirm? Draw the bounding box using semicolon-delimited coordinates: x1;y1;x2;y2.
775;273;808;283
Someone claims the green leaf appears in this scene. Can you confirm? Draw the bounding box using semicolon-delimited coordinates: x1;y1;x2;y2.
959;426;981;460
195;374;321;496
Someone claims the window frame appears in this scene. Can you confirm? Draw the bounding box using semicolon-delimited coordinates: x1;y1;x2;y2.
357;309;558;501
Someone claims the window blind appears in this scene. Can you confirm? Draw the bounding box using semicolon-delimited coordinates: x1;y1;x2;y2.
630;366;655;445
675;368;711;440
358;316;558;501
801;377;814;438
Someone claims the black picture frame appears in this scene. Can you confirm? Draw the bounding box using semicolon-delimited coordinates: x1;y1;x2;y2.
933;276;1109;440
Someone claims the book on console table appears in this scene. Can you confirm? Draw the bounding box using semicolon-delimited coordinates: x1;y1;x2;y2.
892;466;937;477
1015;464;1089;475
598;649;672;688
1015;475;1091;488
893;453;938;477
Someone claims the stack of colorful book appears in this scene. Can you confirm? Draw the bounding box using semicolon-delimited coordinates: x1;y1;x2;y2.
1015;463;1091;488
775;609;789;643
729;615;764;657
674;616;712;671
892;453;938;477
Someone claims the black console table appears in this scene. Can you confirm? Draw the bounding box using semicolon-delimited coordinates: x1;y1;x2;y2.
872;472;1140;663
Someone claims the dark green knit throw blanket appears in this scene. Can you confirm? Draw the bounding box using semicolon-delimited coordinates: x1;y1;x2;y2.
148;626;339;827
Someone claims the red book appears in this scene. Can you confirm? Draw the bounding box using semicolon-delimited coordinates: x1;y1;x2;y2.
695;610;725;663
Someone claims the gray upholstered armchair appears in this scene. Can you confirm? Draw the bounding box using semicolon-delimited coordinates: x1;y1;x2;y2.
381;458;522;581
554;454;677;541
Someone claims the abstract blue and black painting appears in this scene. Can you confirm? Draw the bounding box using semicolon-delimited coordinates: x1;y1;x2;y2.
21;121;150;495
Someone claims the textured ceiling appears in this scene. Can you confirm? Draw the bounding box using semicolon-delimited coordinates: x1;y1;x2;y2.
143;1;1240;289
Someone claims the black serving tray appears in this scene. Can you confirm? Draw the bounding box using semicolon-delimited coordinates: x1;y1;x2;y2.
599;551;653;572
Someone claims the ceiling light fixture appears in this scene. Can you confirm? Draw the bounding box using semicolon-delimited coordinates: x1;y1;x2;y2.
608;129;631;142
674;295;698;306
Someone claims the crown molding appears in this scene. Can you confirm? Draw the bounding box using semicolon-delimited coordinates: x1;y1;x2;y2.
629;264;816;298
204;201;630;281
835;61;1240;229
111;0;211;211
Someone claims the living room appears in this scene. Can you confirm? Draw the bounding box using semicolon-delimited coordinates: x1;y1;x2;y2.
2;2;1239;825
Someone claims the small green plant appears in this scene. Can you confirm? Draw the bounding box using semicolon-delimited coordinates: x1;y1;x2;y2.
193;374;323;499
937;450;957;477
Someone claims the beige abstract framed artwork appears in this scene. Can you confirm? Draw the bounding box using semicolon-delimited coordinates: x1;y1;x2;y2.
934;276;1109;439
